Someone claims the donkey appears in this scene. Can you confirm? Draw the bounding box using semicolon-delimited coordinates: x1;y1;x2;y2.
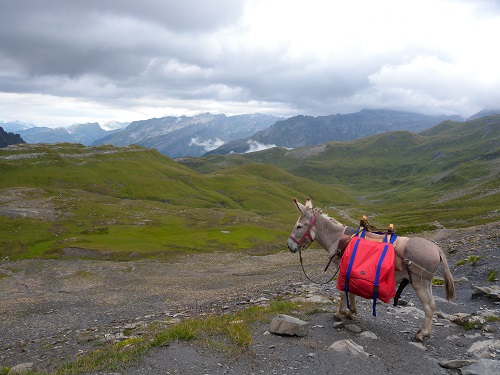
287;197;456;342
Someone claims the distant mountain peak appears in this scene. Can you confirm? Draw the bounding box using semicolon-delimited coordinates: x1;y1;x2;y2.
101;121;130;131
0;126;25;148
0;120;37;132
467;108;500;120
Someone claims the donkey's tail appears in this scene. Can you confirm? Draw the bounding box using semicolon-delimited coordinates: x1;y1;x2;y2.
439;247;456;301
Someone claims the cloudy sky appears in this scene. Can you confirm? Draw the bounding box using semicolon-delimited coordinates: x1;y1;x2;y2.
1;0;499;127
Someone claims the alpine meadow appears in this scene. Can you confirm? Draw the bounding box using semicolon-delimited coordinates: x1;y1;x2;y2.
1;115;498;261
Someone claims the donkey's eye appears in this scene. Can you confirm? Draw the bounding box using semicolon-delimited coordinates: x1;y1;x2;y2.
296;225;302;229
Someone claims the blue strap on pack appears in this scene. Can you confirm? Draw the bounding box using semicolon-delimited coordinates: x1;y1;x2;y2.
372;244;390;316
344;237;362;310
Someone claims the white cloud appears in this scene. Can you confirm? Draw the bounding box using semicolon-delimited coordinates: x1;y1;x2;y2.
189;137;225;151
245;140;277;153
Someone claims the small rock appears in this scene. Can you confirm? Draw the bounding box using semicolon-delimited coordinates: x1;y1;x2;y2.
397;306;425;319
465;333;482;339
269;314;309;337
477;309;500;319
450;312;472;325
328;339;369;356
435;311;452;320
408;341;426;351
469;316;486;325
123;321;144;330
433;296;449;303
8;362;33;374
250;297;269;304
360;331;378;340
345;324;362;333
483;325;497;333
332;321;344;329
472;285;500;301
439;359;477;369
100;332;126;343
461;358;500;375
467;339;500;358
164;317;182;325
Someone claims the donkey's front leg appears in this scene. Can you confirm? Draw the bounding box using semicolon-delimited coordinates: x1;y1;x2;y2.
334;293;347;321
335;293;357;320
348;292;357;317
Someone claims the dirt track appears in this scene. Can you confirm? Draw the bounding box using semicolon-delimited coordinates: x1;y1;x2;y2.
0;222;499;374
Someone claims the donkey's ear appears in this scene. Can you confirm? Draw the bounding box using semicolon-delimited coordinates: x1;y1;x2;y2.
293;197;308;216
305;197;313;209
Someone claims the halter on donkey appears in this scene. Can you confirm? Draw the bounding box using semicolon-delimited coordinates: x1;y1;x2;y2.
287;197;456;342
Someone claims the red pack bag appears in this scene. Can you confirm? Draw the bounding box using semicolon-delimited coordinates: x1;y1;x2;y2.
336;232;396;316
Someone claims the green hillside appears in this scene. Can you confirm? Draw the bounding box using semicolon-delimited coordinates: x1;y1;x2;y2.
0;143;352;260
180;116;500;228
1;116;498;260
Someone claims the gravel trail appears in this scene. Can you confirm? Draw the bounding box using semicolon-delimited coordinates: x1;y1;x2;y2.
0;222;498;374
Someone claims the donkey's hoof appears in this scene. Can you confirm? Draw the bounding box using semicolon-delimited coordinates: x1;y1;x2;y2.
345;311;356;320
332;314;342;322
414;332;429;342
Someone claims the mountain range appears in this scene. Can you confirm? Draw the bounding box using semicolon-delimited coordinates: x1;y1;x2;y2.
92;113;282;157
205;109;462;154
0;120;129;146
2;108;499;159
1;114;281;156
19;122;112;145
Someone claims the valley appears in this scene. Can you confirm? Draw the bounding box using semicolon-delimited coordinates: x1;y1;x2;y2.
0;114;498;374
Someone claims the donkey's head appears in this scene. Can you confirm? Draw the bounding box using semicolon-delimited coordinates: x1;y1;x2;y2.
287;197;317;253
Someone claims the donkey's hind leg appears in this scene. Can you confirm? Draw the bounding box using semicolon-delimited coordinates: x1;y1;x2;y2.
412;279;436;342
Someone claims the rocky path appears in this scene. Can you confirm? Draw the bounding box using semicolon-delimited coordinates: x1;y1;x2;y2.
0;222;498;374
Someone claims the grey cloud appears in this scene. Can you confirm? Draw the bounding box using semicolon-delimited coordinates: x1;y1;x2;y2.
0;0;499;125
0;0;243;80
0;0;244;32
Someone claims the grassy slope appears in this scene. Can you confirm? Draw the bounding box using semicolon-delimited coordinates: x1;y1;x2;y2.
1;116;498;260
0;144;352;260
180;116;500;229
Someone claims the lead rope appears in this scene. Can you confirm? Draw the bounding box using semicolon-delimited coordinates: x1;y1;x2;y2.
299;223;361;285
298;231;357;285
299;248;339;285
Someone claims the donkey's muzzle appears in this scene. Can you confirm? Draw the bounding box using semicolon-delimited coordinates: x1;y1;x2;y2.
287;237;299;253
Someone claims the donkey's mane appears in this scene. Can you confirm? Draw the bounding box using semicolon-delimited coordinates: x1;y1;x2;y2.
313;207;343;226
